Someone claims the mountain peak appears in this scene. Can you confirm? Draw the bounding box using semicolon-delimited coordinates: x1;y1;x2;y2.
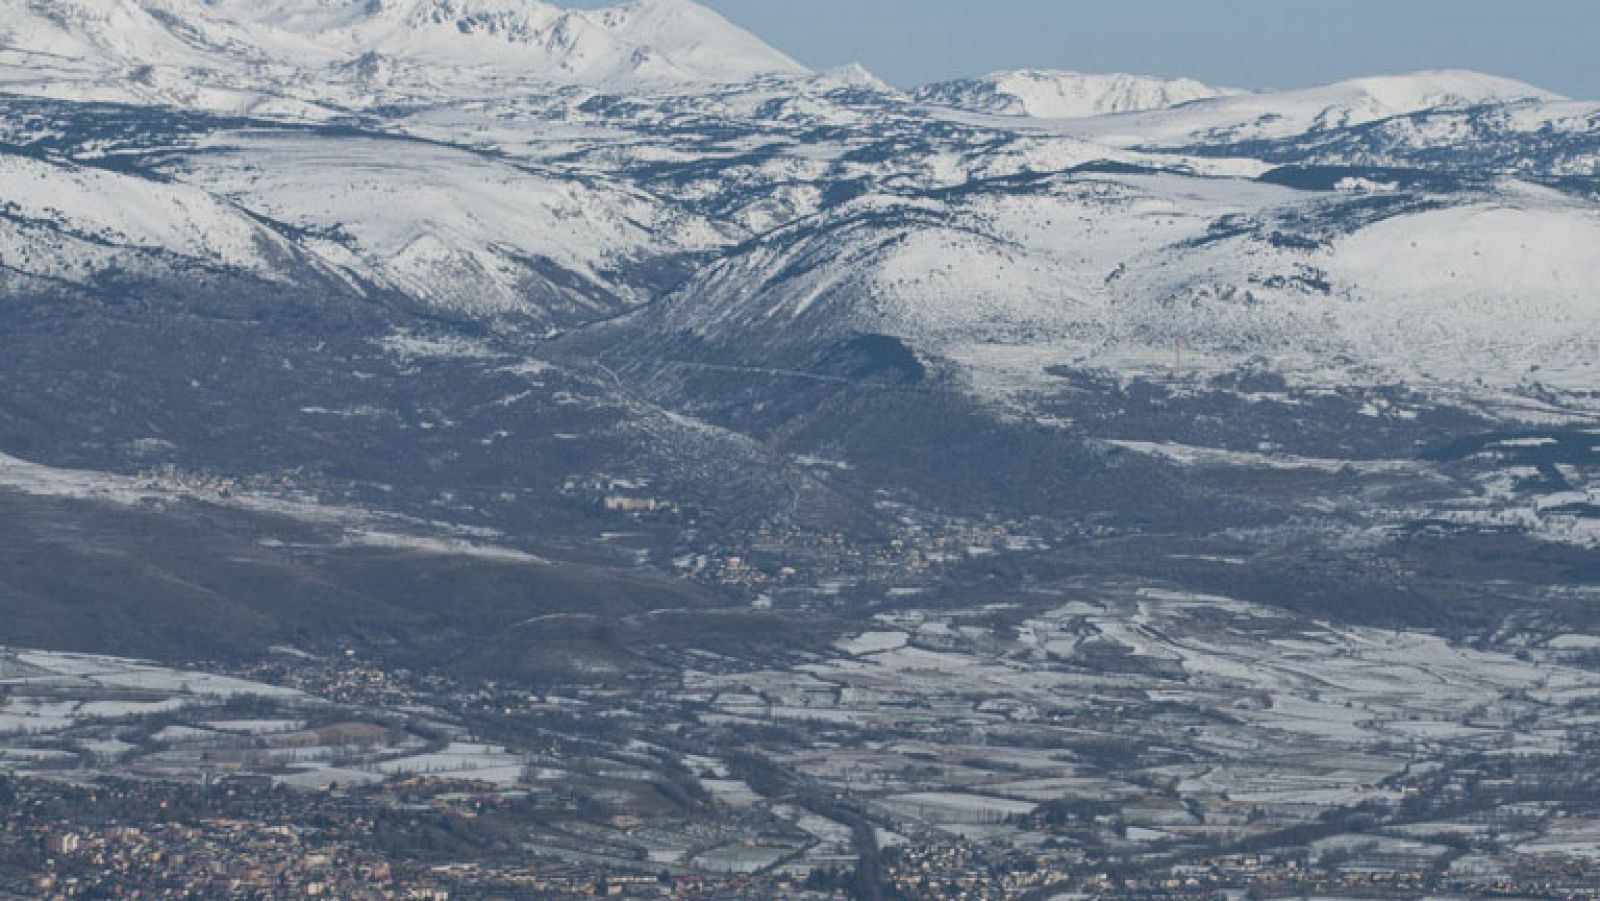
564;0;808;83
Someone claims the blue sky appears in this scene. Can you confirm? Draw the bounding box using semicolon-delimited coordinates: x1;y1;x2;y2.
607;0;1600;98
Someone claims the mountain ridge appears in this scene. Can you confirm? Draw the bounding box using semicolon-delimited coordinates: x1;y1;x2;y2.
916;69;1237;118
1061;68;1568;145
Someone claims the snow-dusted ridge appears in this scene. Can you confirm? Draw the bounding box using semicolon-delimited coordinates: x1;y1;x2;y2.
917;70;1237;119
1061;68;1568;145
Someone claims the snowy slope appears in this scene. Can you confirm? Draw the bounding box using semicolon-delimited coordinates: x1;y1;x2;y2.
1101;184;1600;384
159;129;721;323
917;70;1233;119
0;149;314;285
628;158;1600;395
0;117;722;329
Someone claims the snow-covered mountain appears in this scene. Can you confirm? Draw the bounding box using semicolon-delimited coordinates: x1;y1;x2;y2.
0;0;807;113
254;0;808;83
916;70;1234;119
2;5;1596;388
1;0;1599;524
606;160;1600;400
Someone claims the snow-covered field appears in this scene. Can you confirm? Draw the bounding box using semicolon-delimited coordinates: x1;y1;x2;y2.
0;648;303;740
371;741;526;786
683;587;1600;845
3;649;301;700
0;647;532;791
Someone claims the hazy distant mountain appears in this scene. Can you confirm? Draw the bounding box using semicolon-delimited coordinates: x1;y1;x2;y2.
916;69;1235;118
1068;68;1568;144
